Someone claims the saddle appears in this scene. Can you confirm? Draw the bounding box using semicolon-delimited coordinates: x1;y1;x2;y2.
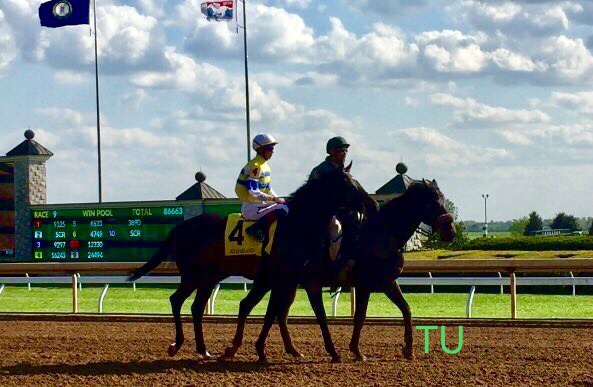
224;213;277;256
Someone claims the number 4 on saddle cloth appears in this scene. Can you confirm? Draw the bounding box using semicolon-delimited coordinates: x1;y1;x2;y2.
224;213;278;256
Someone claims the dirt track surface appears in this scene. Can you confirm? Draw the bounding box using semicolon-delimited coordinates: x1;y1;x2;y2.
1;319;592;386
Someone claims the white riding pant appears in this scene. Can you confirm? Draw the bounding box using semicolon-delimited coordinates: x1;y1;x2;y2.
241;202;289;221
328;216;342;261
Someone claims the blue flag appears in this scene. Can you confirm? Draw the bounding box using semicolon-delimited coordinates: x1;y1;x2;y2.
39;0;90;28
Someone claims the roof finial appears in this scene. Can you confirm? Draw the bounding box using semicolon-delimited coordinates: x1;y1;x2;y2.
195;171;206;183
25;129;35;140
396;162;408;175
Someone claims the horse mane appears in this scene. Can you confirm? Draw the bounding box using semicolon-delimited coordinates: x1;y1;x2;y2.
377;180;434;228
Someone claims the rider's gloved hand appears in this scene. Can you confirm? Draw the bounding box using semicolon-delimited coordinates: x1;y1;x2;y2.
273;196;286;204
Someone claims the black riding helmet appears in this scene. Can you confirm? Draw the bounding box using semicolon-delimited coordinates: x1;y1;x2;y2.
326;136;350;154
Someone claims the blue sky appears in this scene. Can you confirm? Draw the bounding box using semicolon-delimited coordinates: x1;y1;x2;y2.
1;0;593;221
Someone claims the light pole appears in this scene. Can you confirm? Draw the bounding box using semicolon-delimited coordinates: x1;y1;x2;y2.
482;194;489;237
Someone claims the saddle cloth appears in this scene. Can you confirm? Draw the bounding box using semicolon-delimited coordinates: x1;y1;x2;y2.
224;213;277;256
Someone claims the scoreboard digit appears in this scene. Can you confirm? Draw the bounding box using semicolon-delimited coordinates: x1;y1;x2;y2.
31;206;185;262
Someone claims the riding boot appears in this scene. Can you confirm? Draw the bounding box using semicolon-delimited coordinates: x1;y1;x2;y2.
246;210;281;243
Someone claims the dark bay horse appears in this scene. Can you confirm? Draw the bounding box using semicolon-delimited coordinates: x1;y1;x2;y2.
128;167;375;359
222;179;455;363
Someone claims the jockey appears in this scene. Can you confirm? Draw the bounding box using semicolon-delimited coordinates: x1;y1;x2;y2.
309;136;359;281
308;136;349;181
235;133;289;242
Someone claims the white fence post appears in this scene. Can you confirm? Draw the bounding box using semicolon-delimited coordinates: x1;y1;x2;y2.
99;284;109;313
71;274;78;314
26;273;31;291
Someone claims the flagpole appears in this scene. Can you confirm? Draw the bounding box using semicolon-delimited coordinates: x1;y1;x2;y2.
92;0;103;203
241;0;251;162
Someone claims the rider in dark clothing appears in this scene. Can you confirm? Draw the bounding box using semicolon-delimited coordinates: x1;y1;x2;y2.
309;136;360;282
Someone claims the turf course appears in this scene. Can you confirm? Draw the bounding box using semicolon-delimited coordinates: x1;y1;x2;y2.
0;285;591;318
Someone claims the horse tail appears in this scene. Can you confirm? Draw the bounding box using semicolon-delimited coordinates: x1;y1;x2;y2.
128;231;173;282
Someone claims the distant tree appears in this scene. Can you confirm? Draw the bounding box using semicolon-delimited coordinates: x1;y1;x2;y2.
524;211;543;236
551;213;580;231
445;198;458;221
589;221;593;236
509;217;528;236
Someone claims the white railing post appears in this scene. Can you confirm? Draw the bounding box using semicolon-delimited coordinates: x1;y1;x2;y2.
332;287;342;317
77;273;82;291
466;285;476;318
428;272;434;294
498;272;503;295
510;272;517;319
99;284;109;313
26;273;31;291
72;274;78;314
570;272;575;296
0;284;5;295
211;284;221;315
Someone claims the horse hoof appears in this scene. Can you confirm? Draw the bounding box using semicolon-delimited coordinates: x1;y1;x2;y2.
257;357;269;365
331;355;342;363
168;344;179;357
354;354;367;362
196;351;213;360
288;349;305;359
219;347;237;361
402;347;415;360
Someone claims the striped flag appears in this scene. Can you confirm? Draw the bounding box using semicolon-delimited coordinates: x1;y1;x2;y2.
201;1;234;22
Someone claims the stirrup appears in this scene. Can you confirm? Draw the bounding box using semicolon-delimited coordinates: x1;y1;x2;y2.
330;287;342;298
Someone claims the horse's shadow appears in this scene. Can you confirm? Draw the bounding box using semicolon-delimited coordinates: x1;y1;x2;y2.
0;358;326;377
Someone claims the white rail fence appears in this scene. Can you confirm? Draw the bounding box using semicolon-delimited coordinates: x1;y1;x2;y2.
1;274;591;318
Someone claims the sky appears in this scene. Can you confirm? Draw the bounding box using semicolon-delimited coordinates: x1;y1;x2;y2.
1;0;593;222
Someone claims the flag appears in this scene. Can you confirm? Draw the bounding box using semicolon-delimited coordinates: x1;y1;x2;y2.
201;1;234;22
39;0;90;28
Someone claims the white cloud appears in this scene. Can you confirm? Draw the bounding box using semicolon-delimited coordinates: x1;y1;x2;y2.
1;0;169;74
53;70;89;85
491;48;542;72
37;107;87;126
346;0;428;17
120;89;149;109
417;30;489;73
390;126;510;168
449;1;570;37
0;10;17;76
182;2;315;63
275;0;311;9
430;93;550;127
551;91;593;116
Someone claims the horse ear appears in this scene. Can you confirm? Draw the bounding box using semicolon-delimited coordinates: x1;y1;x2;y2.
344;160;353;173
432;179;438;187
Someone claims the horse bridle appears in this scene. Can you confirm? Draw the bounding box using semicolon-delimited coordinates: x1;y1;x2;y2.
433;213;454;230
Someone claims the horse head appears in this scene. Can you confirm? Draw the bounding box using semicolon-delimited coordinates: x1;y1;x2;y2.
414;179;456;242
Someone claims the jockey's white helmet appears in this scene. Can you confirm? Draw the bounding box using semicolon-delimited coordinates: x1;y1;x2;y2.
252;133;278;151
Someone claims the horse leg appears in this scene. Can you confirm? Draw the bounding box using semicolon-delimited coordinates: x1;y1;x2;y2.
191;284;216;360
221;279;271;360
168;280;196;356
306;284;341;363
385;282;414;360
254;289;281;364
349;287;370;361
277;286;304;358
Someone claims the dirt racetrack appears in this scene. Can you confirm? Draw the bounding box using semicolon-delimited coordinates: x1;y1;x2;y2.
1;317;592;386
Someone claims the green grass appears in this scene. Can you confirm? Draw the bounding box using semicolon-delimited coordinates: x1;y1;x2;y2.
0;285;592;318
406;249;593;260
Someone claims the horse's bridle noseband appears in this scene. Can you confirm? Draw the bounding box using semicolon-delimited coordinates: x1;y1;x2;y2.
433;213;454;229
